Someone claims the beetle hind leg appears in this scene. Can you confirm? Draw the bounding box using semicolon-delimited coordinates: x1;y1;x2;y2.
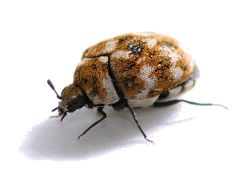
125;104;154;143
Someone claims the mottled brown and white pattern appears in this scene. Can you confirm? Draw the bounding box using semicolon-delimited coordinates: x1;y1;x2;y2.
74;56;119;105
48;32;200;143
79;32;194;107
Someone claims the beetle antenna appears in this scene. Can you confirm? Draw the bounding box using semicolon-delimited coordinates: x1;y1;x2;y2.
51;107;58;112
47;79;62;99
154;99;228;109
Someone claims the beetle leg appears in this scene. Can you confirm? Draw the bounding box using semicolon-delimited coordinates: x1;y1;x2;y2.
78;107;107;139
153;99;227;109
60;112;67;121
125;104;154;143
49;112;67;121
49;115;59;119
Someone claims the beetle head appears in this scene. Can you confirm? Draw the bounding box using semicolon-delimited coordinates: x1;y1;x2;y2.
47;80;86;120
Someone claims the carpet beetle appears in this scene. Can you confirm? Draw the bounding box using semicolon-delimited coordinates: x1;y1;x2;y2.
48;32;226;142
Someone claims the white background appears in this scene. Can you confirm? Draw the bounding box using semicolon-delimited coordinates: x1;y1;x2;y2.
1;0;240;169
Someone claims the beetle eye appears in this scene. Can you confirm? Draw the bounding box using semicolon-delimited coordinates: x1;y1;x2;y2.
67;96;86;112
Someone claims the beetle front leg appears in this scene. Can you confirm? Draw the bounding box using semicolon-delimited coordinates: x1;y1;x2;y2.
78;107;107;139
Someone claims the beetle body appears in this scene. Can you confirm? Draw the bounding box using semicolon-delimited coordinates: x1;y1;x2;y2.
75;32;195;108
48;32;199;142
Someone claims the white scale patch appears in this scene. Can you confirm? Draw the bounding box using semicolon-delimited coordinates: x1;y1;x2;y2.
98;56;108;63
182;79;195;92
169;53;183;81
168;86;182;98
77;58;91;66
104;40;117;53
101;77;120;104
168;53;183;81
158;45;184;81
158;45;183;81
135;65;157;99
111;50;131;59
140;65;155;79
128;96;159;108
158;45;175;56
145;38;157;48
171;67;183;81
130;65;158;107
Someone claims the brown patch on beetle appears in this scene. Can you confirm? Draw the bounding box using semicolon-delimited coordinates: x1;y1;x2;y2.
74;58;108;103
61;84;84;101
81;33;194;100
